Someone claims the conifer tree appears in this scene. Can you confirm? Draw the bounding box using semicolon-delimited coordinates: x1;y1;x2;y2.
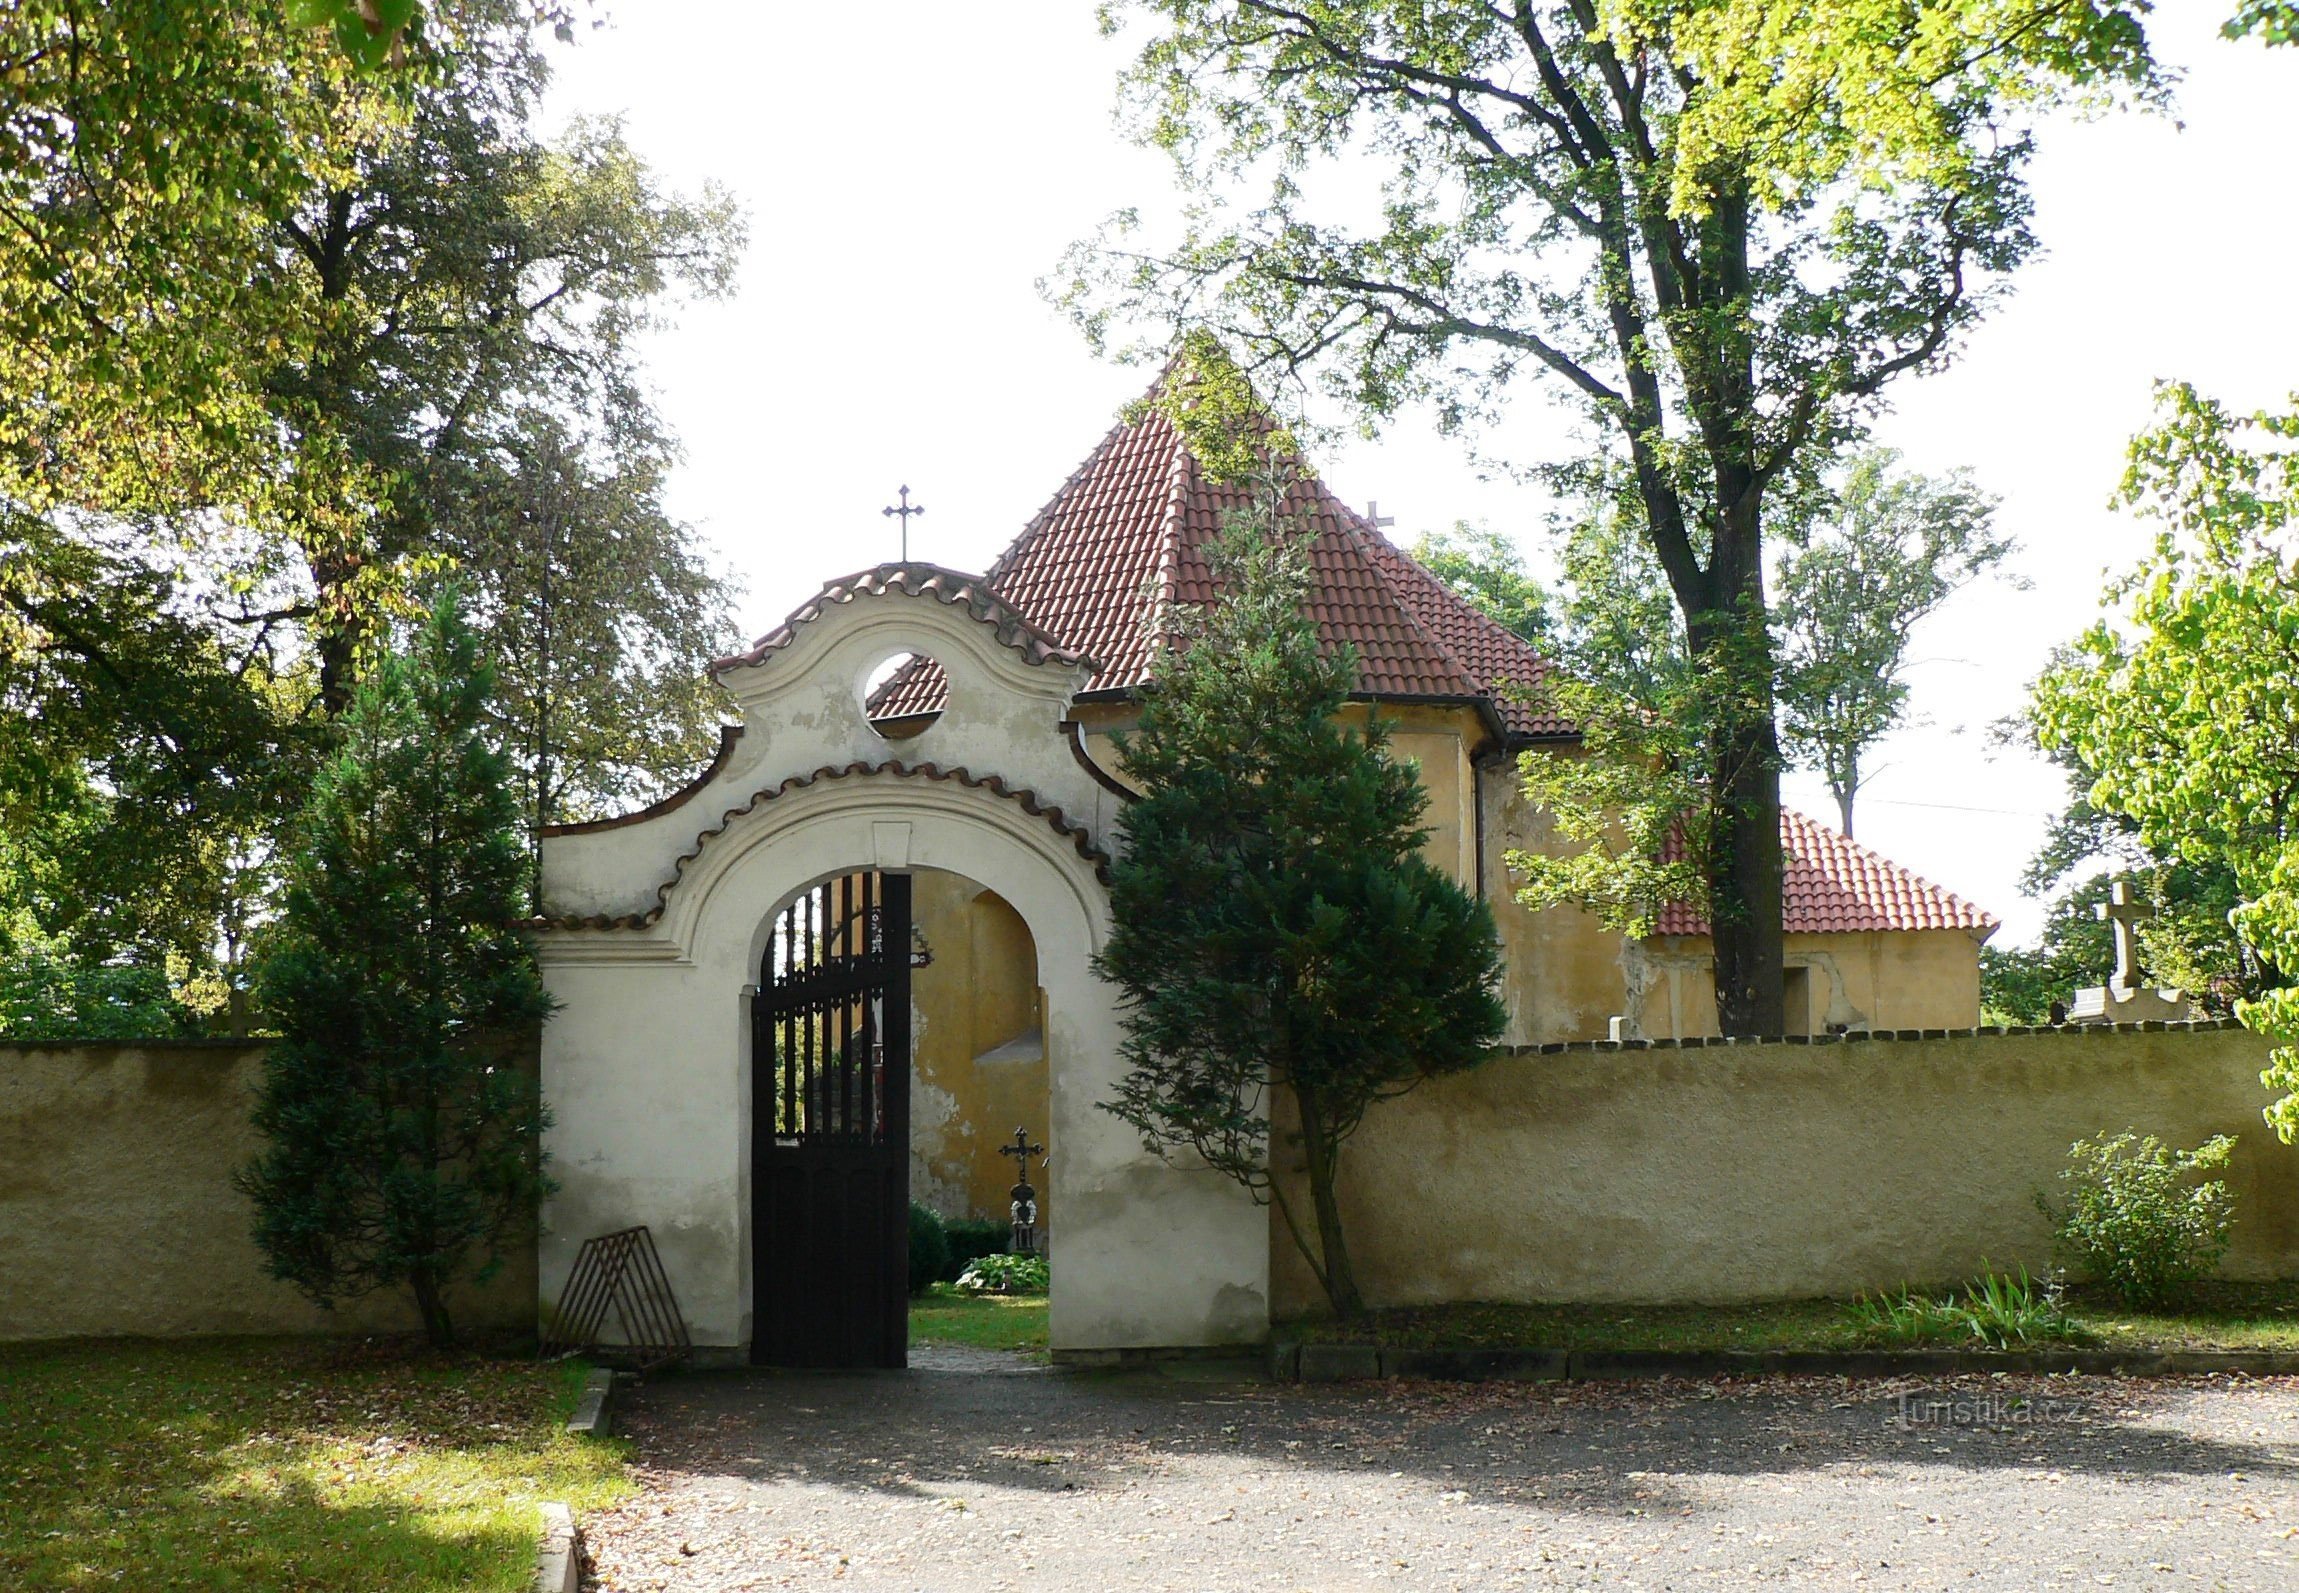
1098;477;1506;1318
240;592;551;1347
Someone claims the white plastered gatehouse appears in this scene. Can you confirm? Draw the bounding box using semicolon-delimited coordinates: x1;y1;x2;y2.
533;566;1269;1363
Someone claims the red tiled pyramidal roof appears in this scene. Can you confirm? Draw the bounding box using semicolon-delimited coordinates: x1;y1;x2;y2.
1655;808;2000;939
871;371;1574;740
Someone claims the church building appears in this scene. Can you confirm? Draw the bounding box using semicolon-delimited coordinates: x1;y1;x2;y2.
533;369;1998;1363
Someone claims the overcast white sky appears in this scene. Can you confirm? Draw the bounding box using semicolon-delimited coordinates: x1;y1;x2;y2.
544;5;2299;948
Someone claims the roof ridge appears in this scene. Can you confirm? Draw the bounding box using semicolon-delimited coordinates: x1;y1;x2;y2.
1330;510;1491;706
713;562;1094;678
1781;805;2000;930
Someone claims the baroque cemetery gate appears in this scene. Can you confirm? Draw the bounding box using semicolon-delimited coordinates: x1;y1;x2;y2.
753;871;913;1367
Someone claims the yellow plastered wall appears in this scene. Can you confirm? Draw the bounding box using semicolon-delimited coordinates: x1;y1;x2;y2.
1072;699;1480;886
1629;929;1985;1040
1482;766;1642;1044
0;1043;537;1341
1079;702;1984;1047
1270;1024;2299;1317
906;869;1051;1226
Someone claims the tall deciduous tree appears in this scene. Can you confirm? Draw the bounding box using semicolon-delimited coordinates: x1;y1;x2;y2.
257;53;744;711
438;409;736;876
1;5;741;1012
2031;384;2299;1139
240;593;550;1347
1773;449;2014;837
1061;0;2163;1032
1097;465;1506;1318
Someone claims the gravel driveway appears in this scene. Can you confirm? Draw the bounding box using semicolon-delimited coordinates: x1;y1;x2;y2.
582;1347;2299;1592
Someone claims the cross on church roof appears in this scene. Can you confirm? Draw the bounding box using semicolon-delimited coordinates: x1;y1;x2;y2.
2096;877;2153;990
882;485;925;561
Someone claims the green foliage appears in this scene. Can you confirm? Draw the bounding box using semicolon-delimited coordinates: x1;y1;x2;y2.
1097;436;1507;1317
1;522;314;1011
1063;0;2165;1031
908;1203;954;1296
1980;758;2259;1024
2038;1133;2239;1310
941;1218;1012;1281
1509;488;1711;940
2227;1;2299;45
238;594;552;1347
0;941;197;1043
1408;526;1550;644
956;1252;1051;1296
1845;1266;2088;1349
1774;450;2016;836
0;5;742;974
2030;385;2299;1138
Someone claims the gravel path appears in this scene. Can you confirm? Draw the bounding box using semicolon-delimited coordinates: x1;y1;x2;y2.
582;1353;2299;1592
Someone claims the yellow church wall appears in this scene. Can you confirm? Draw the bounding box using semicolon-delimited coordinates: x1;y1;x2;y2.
905;870;1052;1228
1482;765;1642;1044
1627;929;1985;1040
1070;699;1481;887
1076;702;1980;1046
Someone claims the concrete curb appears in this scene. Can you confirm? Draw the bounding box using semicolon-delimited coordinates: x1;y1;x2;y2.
535;1501;579;1593
1274;1341;2299;1383
566;1367;616;1437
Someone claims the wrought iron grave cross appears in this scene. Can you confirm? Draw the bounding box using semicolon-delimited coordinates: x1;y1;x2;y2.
2096;877;2153;991
882;485;925;561
1000;1125;1045;1255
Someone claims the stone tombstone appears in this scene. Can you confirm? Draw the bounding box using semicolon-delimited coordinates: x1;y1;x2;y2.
2067;876;2196;1024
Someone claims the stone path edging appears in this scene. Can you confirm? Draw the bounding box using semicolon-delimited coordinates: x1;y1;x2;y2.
1271;1341;2299;1383
534;1501;579;1593
566;1366;616;1436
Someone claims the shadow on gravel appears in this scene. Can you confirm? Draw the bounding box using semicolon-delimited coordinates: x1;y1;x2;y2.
603;1356;2299;1522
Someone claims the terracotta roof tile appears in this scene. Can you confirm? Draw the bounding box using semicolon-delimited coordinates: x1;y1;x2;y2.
1655;808;2000;939
871;373;1574;740
714;563;1093;679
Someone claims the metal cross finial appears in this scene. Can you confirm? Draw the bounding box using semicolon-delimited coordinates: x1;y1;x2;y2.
1000;1125;1046;1256
882;485;926;561
2096;877;2154;990
1365;500;1396;530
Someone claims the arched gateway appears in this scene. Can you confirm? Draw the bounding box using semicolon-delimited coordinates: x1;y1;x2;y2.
533;566;1270;1364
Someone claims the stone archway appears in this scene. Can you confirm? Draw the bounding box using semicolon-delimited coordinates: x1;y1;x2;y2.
534;566;1270;1360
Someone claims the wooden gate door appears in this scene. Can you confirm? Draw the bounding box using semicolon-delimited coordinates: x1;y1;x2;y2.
752;871;912;1368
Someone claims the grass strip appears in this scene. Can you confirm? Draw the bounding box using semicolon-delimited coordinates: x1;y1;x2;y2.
0;1338;630;1593
1280;1282;2299;1355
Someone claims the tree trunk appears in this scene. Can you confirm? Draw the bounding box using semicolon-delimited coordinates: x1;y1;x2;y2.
1707;710;1786;1036
1294;1091;1365;1319
1694;487;1786;1039
410;1265;455;1349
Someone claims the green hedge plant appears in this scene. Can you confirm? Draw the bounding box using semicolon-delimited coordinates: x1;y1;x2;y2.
2038;1132;2238;1309
907;1203;951;1296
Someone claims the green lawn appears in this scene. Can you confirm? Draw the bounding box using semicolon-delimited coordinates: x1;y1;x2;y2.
0;1339;629;1593
1281;1281;2299;1354
910;1284;1050;1354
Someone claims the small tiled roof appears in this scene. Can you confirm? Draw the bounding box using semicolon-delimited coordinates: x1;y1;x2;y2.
1655;808;2000;939
870;374;1573;741
713;563;1093;679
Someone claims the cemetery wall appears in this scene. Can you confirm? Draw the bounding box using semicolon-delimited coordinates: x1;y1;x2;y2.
0;1041;535;1341
1271;1021;2299;1317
